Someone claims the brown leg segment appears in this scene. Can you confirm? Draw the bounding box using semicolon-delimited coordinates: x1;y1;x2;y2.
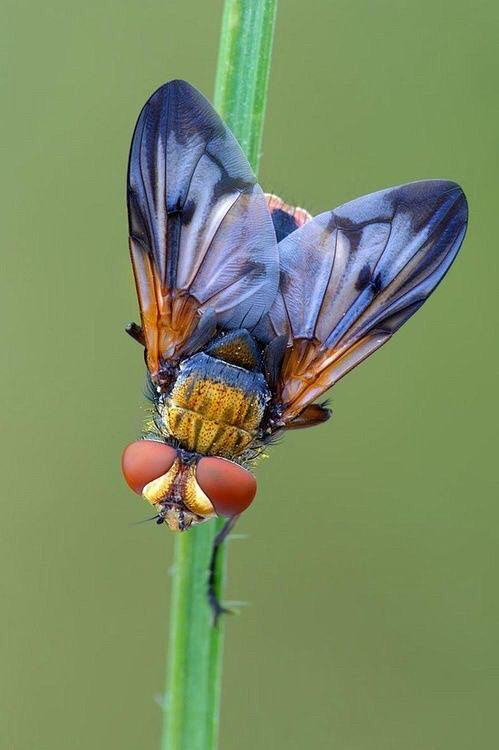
125;321;145;346
207;515;238;626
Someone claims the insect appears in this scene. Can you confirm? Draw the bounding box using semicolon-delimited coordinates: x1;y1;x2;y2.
122;80;467;618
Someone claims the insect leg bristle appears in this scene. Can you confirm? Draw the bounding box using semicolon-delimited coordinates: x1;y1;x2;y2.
144;375;159;404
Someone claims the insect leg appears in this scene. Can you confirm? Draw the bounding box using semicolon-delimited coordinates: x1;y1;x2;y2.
207;515;238;626
125;321;145;346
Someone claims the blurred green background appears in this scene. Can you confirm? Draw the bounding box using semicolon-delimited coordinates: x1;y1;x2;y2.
2;0;497;748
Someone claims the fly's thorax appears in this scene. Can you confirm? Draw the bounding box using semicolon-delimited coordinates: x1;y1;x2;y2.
160;352;270;457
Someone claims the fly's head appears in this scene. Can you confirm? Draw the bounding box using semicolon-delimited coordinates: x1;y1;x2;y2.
122;440;256;530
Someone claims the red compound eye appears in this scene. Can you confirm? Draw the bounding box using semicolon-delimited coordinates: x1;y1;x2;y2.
122;441;177;494
196;457;257;517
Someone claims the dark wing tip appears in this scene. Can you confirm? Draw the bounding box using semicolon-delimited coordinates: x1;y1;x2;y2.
333;179;468;229
419;180;468;250
394;179;468;224
444;181;468;227
388;179;468;294
142;79;201;104
126;79;226;239
128;80;221;150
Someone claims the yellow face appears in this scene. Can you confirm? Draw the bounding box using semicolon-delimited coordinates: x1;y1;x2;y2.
141;458;216;531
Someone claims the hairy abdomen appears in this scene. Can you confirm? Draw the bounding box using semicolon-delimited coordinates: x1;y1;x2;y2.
162;352;269;457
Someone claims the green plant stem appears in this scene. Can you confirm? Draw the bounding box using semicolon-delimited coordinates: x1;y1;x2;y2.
214;0;278;171
162;2;278;749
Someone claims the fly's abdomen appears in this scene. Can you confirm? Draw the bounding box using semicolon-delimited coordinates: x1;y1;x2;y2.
162;352;269;457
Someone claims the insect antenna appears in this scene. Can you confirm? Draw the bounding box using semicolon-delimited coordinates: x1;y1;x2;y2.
129;513;163;526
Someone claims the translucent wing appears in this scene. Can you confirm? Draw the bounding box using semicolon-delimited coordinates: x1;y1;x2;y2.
127;80;279;379
256;180;468;423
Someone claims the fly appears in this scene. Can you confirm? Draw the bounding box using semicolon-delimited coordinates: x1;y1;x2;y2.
121;80;468;620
